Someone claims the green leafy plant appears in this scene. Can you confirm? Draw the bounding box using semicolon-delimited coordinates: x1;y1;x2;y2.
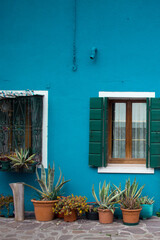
24;164;70;200
53;195;89;216
139;196;154;205
120;178;145;209
8;148;36;169
92;181;124;213
0;194;13;216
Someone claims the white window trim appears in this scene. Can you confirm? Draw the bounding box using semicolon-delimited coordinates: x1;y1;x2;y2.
98;91;155;174
0;90;48;168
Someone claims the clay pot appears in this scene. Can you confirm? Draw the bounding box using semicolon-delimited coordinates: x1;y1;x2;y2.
98;208;114;224
57;212;64;218
121;208;142;225
64;210;77;222
31;199;58;221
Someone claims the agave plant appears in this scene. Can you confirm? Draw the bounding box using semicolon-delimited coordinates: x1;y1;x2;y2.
120;178;145;209
24;164;70;201
139;196;154;205
8;148;36;169
92;181;124;213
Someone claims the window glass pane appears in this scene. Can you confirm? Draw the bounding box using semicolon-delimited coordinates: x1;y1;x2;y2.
132;103;146;158
112;103;126;158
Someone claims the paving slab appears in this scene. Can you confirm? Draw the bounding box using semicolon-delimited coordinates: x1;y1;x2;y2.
0;215;160;240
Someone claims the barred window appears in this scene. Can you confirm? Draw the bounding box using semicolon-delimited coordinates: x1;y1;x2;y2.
0;95;43;162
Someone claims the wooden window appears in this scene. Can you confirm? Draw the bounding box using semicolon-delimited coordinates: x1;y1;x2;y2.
0;96;43;161
108;99;146;164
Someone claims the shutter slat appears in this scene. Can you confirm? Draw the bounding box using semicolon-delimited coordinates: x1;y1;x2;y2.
151;110;160;120
151;121;160;131
89;143;102;154
151;132;160;143
90;109;103;120
90;131;102;142
150;144;160;155
150;156;160;167
89;154;102;166
90;120;102;131
90;98;103;108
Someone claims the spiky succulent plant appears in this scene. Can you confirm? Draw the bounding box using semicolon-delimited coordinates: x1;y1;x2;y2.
139;196;154;205
24;164;70;200
120;178;145;209
8;148;36;169
92;181;124;213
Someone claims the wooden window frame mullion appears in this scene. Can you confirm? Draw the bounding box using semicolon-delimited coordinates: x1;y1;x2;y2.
126;101;132;159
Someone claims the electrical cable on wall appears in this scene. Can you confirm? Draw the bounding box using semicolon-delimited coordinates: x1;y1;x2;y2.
72;0;77;71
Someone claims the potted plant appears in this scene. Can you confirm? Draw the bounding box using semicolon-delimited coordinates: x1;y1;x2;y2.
24;164;70;221
139;196;154;219
53;196;65;219
8;148;37;173
92;181;123;224
85;202;99;220
120;178;145;225
0;154;11;171
53;195;89;222
0;194;14;217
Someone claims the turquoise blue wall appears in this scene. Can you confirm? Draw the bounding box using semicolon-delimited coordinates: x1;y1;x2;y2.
0;0;160;213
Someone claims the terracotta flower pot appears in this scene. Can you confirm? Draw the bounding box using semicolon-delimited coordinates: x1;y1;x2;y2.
121;208;142;225
98;208;114;224
31;199;58;221
64;210;77;222
57;212;64;218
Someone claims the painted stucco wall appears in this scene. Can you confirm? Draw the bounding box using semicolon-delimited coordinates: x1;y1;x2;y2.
0;0;160;212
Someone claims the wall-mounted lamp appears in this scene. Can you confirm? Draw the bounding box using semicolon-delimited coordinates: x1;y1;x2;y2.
90;47;97;60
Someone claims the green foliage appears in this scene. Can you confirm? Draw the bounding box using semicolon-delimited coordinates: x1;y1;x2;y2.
24;164;70;201
92;181;124;213
53;195;89;216
120;178;145;209
8;148;36;169
0;194;13;216
139;196;154;205
121;197;140;209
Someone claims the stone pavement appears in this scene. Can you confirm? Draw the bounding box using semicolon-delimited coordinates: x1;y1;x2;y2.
0;215;160;240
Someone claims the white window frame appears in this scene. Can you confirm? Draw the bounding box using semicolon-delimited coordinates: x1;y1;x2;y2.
98;91;155;174
0;90;48;168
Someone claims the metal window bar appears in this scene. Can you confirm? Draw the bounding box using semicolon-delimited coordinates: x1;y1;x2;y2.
0;96;43;162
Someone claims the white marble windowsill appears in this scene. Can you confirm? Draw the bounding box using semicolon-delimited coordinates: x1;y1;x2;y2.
98;164;154;174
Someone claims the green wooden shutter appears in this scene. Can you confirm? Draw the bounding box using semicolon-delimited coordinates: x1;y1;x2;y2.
89;97;108;167
30;96;43;158
147;98;160;168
